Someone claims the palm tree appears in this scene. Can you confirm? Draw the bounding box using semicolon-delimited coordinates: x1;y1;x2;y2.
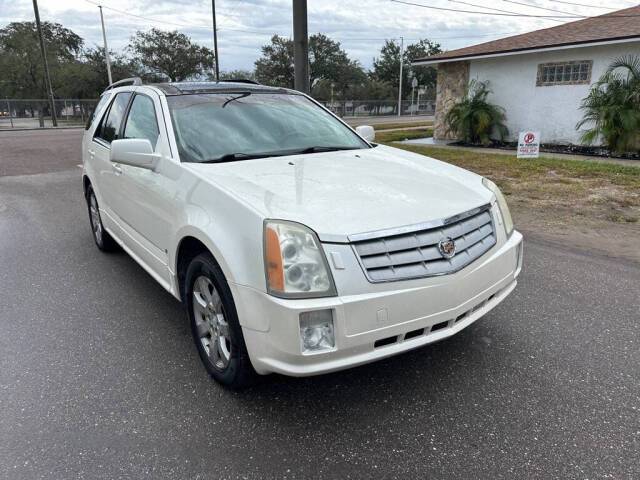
577;55;640;154
444;79;508;146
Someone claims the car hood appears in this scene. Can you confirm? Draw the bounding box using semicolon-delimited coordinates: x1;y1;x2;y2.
184;144;493;241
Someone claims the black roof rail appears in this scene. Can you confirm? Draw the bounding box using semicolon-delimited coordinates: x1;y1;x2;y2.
105;77;143;91
224;79;260;85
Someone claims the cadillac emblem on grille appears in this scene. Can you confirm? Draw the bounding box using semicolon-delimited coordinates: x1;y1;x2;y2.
438;237;456;259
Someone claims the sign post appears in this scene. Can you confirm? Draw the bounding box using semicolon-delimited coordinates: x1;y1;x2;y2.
517;131;540;158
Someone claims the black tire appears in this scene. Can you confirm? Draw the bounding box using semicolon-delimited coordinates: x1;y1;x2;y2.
85;185;119;252
185;253;257;388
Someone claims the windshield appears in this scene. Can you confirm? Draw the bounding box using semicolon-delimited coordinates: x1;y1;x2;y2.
167;92;368;163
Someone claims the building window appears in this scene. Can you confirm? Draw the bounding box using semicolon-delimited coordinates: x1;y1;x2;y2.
536;60;592;86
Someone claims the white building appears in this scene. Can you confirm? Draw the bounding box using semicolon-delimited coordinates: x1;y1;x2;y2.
413;5;640;145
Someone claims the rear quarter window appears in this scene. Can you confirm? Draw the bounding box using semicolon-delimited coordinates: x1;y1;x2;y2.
95;92;132;144
85;93;111;131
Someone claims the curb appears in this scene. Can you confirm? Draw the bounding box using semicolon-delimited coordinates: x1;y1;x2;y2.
0;126;84;132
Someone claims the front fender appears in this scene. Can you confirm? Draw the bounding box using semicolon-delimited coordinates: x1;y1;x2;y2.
171;191;266;296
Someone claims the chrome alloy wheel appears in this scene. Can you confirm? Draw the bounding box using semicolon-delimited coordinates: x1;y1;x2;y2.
89;192;102;241
192;276;231;369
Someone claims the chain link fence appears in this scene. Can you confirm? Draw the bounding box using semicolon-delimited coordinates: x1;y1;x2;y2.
0;99;98;129
0;98;434;129
318;99;435;118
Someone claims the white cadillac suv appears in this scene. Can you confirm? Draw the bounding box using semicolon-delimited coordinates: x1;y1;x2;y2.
82;78;523;387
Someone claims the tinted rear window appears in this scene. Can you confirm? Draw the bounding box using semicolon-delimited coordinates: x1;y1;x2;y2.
85;93;111;130
97;92;132;144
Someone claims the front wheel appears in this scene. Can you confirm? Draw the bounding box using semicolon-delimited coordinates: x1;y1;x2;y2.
86;185;118;252
185;253;257;388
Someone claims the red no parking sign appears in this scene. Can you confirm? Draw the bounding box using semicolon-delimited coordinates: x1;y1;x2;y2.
518;131;540;158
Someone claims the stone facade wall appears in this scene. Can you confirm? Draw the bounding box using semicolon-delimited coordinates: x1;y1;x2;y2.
433;61;470;140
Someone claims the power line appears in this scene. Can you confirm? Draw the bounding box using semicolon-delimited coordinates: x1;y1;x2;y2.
83;0;210;29
544;0;619;9
334;31;524;41
498;0;575;16
448;0;563;22
83;0;242;30
390;0;640;18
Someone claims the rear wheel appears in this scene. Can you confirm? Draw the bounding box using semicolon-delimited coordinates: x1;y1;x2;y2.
185;253;257;388
86;185;118;252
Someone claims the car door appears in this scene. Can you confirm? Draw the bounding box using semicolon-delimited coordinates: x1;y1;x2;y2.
90;91;132;228
113;91;176;286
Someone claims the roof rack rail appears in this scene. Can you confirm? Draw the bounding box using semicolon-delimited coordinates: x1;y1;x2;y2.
224;78;260;85
105;77;143;91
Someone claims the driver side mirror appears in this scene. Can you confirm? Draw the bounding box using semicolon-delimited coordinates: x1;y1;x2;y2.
110;138;160;170
355;125;375;142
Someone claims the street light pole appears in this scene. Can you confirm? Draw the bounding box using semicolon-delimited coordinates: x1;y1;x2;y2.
212;0;220;81
292;0;309;94
32;0;57;127
98;6;113;85
397;36;404;117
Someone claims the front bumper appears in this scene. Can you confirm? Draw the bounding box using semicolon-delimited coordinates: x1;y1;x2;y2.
231;230;523;376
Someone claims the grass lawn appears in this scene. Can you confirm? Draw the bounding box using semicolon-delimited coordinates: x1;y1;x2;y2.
375;128;433;143
373;121;433;131
349;121;433;131
385;143;640;261
392;144;640;222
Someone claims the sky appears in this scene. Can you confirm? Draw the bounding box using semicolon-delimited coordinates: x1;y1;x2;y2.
1;0;637;72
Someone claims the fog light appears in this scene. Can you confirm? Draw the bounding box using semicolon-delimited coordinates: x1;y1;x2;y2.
299;309;334;353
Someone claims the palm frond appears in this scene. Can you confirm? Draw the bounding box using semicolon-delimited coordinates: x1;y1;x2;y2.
577;55;640;154
443;80;508;145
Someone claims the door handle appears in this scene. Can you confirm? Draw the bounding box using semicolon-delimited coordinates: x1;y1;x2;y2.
113;163;123;175
88;149;95;157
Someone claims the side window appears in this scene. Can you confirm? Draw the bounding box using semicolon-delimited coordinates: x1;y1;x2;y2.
85;93;111;130
96;92;132;144
123;95;160;149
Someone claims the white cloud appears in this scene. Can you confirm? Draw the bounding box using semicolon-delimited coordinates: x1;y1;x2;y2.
1;0;634;71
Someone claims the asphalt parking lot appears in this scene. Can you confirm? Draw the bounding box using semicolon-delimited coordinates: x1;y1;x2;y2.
1;129;639;479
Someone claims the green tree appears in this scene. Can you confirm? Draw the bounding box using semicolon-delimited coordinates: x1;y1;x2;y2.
371;40;401;90
404;39;441;95
254;34;366;92
208;69;257;82
0;21;83;98
128;28;214;82
577;56;640;154
371;38;441;100
254;35;294;88
56;47;140;98
444;80;508;146
309;34;363;88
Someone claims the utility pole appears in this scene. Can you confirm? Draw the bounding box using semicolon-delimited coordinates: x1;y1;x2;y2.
99;6;113;85
292;0;309;94
212;0;220;81
32;0;57;127
397;36;404;117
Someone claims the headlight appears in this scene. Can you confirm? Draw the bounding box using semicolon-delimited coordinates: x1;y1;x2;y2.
264;220;337;298
482;178;514;236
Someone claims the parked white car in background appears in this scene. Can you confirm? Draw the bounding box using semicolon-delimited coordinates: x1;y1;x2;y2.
82;78;523;387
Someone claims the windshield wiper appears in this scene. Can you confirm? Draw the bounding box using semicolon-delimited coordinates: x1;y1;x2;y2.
201;152;276;163
201;146;362;163
222;92;251;108
296;146;362;154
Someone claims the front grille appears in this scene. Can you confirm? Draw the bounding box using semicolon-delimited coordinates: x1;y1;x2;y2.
350;204;496;282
